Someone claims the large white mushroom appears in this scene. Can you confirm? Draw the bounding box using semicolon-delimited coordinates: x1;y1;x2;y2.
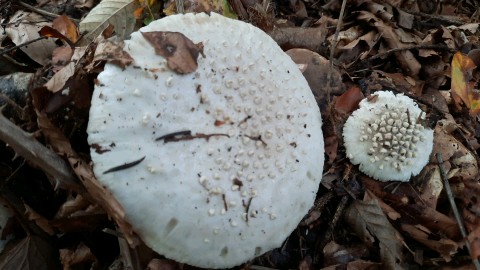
343;91;434;182
87;13;324;268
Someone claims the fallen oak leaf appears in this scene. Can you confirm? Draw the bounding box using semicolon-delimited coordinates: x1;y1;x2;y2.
142;31;204;74
451;52;480;116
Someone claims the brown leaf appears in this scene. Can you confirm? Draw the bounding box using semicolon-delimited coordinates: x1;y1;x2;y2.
286;48;344;98
5;12;57;65
55;194;91;219
323;241;370;266
364;190;401;221
141;31;204;74
432;124;478;181
147;258;180;270
52;15;80;43
51;46;74;71
60;242;98;269
467;226;480;259
345;197;406;270
334;86;364;114
88;40;134;71
24;204;55;236
44;62;76;93
33;111;137;246
451;52;480;116
38;26;75;48
0;235;60;270
324;136;338;164
362;177;461;239
357;11;421;76
401;224;458;261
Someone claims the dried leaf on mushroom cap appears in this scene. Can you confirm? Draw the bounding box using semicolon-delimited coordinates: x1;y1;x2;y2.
343;91;434;182
87;13;324;269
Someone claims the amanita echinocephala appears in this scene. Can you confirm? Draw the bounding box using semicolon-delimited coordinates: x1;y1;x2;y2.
87;13;325;268
343;91;434;182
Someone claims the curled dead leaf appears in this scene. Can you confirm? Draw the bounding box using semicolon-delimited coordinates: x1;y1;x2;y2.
142;31;204;74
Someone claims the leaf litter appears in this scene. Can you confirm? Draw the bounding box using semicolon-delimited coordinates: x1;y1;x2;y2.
0;0;479;269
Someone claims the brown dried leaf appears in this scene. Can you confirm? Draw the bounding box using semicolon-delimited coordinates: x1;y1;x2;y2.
345;198;405;270
51;213;108;233
60;242;97;269
147;258;180;270
362;177;461;239
364;190;401;221
321;260;382;270
5;12;57;65
286;48;344;98
142;31;204;74
51;46;74;70
323;241;370;266
334;86;364;114
0;235;60;270
357;11;421;76
55;194;91;219
39;26;75;48
432;124;479;181
24;204;55;236
52;15;80;43
34;111;137;246
89;40;134;70
468;226;480;259
418;166;443;209
44;62;75;93
324;136;338;164
401;224;458;261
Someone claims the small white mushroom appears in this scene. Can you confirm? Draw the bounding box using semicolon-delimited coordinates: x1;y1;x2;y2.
87;13;324;269
342;91;433;182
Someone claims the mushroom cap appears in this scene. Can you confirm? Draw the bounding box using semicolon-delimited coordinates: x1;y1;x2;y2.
87;13;324;268
343;91;433;182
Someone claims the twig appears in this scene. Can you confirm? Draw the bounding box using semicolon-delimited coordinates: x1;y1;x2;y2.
357;44;454;65
436;153;480;270
326;0;347;102
17;1;80;23
0;36;46;57
313;195;349;264
267;27;327;52
0;108;83;192
410;11;465;26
